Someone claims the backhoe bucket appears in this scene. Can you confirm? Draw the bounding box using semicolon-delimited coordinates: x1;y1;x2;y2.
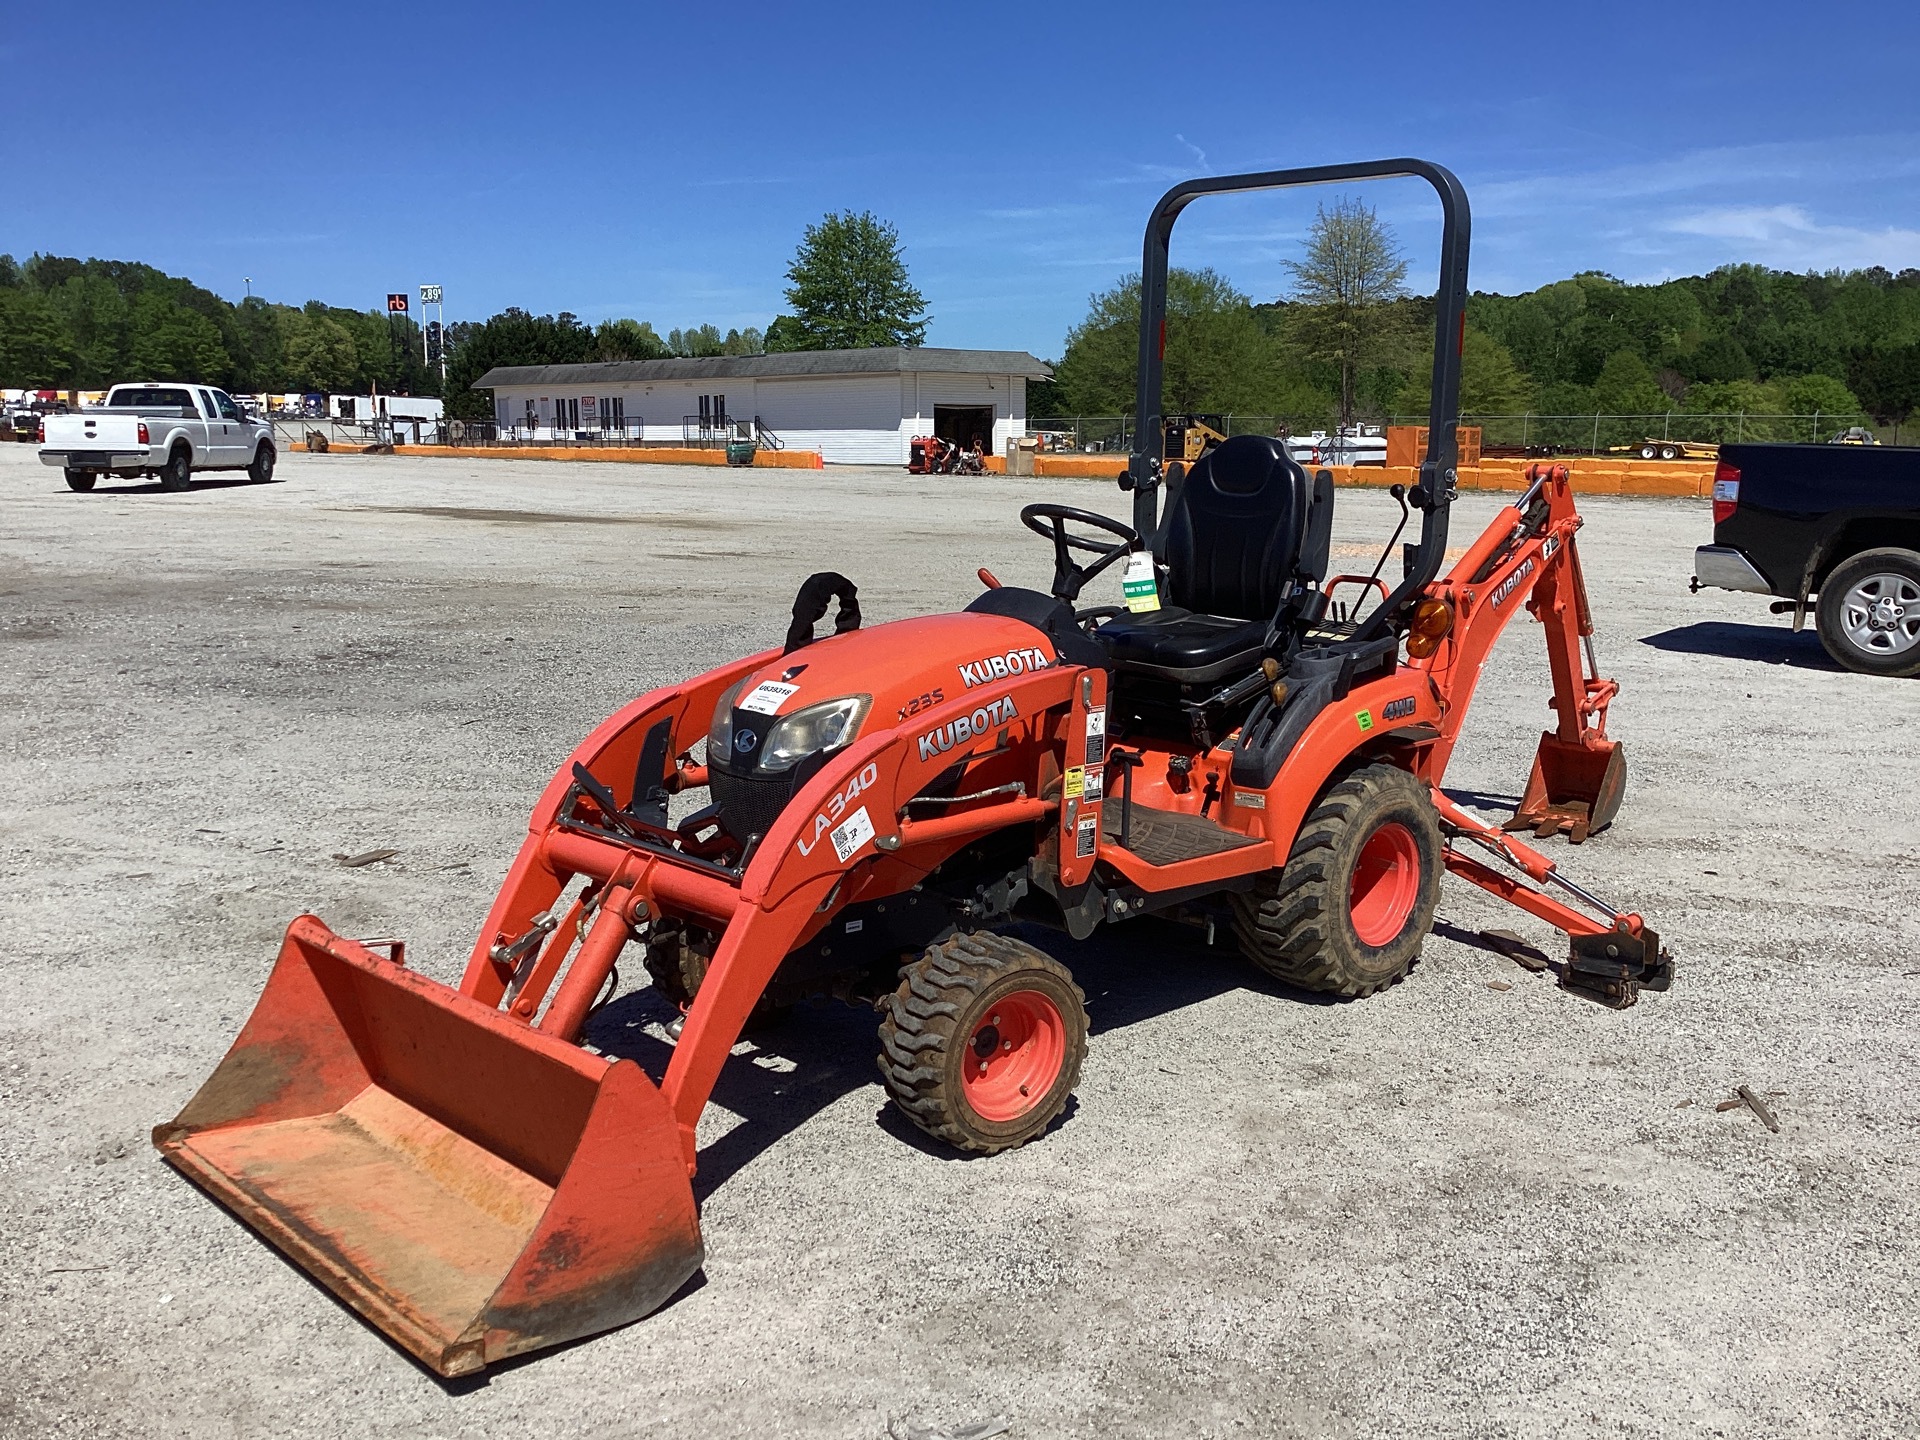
1506;733;1626;843
153;917;702;1377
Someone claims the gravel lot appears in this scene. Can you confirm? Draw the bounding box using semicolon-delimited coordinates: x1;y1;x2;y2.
2;442;1915;1439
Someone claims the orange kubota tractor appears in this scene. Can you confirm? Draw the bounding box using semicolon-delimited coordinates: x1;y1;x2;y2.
156;159;1671;1376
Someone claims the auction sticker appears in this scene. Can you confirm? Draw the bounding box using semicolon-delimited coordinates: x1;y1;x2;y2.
830;805;876;863
738;681;800;715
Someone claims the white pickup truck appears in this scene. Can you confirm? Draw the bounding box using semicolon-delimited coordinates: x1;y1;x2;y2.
39;382;276;492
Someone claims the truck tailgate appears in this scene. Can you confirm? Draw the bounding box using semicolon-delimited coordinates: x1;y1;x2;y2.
42;414;146;450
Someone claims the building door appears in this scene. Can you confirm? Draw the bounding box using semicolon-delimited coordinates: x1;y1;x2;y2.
933;405;994;453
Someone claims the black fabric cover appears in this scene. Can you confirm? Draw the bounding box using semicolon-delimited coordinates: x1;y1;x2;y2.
963;585;1108;669
785;571;861;655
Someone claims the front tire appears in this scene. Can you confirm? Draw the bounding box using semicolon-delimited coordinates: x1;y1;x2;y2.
64;469;95;492
1230;763;1443;997
158;446;191;492
1816;548;1920;677
248;443;277;483
878;932;1087;1154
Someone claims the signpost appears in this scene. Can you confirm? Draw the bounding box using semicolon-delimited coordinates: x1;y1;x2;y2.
419;285;446;386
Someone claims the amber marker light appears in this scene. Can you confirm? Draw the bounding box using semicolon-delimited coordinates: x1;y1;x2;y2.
1404;598;1455;658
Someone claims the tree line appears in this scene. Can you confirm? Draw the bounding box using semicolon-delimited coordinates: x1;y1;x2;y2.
1043;211;1920;440
0;211;931;423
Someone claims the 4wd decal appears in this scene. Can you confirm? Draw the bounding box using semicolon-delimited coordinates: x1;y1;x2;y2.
959;647;1050;689
1382;696;1417;722
916;696;1018;763
1490;556;1535;610
795;761;881;858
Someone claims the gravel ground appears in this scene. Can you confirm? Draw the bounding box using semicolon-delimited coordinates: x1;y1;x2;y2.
1;442;1915;1440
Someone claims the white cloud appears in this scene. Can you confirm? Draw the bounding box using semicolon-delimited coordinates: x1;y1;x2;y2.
1661;204;1920;270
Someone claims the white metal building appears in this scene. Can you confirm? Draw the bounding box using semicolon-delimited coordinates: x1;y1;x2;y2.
472;347;1051;465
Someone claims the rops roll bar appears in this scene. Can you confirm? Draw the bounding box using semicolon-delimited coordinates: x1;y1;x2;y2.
1124;158;1471;642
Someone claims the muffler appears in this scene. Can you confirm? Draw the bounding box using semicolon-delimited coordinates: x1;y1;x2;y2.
154;917;702;1377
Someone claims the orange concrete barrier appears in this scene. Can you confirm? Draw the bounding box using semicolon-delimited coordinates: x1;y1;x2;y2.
289;443;825;469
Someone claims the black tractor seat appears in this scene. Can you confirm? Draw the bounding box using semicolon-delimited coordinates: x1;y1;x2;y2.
1096;608;1265;684
1096;435;1332;682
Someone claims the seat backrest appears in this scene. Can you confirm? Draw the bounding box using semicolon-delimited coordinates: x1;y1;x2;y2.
1156;436;1331;619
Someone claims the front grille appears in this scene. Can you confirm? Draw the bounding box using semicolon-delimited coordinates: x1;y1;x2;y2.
709;764;801;842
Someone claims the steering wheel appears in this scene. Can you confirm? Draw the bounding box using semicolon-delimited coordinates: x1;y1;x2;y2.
1019;503;1144;603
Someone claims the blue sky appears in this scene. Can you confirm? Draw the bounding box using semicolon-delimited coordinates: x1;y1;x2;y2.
6;0;1917;357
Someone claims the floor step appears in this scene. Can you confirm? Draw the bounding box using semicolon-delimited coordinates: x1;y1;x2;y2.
1100;797;1263;867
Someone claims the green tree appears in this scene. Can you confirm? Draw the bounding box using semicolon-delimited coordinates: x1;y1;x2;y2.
1283;197;1412;428
721;326;765;356
442;308;596;419
282;311;359;392
1780;372;1862;423
668;324;726;357
1417;326;1533;416
1590;349;1666;416
594;317;668;361
776;211;927;350
1849;343;1920;424
126;292;228;380
1054;268;1279;415
0;287;74;383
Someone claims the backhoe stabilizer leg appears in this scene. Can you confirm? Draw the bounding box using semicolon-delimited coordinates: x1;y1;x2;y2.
1564;926;1672;1009
1433;787;1674;1009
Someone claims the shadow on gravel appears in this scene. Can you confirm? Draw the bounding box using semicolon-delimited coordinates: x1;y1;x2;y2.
76;477;258;496
1640;620;1840;670
581;913;1328;1198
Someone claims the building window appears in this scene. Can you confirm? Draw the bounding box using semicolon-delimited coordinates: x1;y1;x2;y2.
603;396;625;432
555;397;580;433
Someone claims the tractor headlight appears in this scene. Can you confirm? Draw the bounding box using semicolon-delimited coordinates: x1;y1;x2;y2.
758;695;871;773
707;679;747;760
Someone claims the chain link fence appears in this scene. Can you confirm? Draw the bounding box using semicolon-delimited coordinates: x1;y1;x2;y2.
1030;412;1902;456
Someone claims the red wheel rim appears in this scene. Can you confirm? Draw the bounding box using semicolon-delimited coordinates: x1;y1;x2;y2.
1349;821;1420;947
961;989;1066;1123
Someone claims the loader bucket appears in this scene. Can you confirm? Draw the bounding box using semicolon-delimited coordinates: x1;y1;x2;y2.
1506;733;1626;843
154;917;702;1377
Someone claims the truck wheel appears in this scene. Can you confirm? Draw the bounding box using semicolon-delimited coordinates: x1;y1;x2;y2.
63;469;96;492
878;932;1087;1155
158;445;191;492
1230;763;1443;998
247;443;277;483
1658;443;1680;461
1815;548;1920;678
1638;443;1658;459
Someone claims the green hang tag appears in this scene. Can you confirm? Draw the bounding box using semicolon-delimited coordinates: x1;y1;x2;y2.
1122;552;1161;613
1355;709;1374;732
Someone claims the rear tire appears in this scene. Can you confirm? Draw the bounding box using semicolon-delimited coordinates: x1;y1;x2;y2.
158;445;191;492
248;443;277;483
1815;547;1920;678
1230;763;1443;997
64;469;95;492
878;932;1087;1154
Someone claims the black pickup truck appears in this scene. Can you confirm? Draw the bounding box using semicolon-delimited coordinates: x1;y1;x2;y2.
1693;442;1920;676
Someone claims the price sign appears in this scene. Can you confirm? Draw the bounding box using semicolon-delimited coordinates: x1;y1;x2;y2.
420;285;442;304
